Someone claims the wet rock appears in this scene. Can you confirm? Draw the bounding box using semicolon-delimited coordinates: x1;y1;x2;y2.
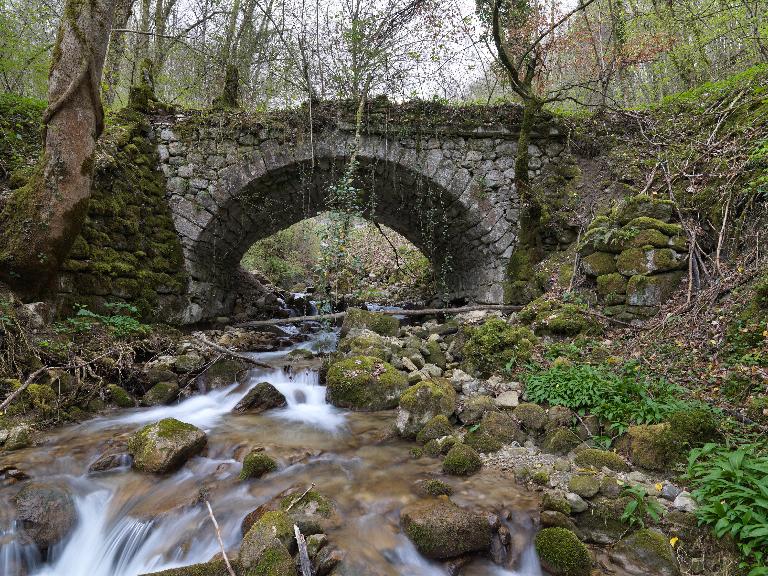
127;418;207;474
314;544;345;576
195;357;248;391
278;487;339;536
535;527;592;576
396;378;457;438
239;524;295;576
326;356;408;411
401;499;491;559
240;449;278;480
14;482;76;552
88;451;132;473
233;382;287;414
609;529;680;576
307;533;328;559
4;425;33;450
142;381;179;406
457;394;495;425
174;352;205;373
443;444;482;476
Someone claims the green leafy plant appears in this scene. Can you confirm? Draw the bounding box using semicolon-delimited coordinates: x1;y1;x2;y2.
523;364;614;410
463;317;536;375
621;484;665;528
54;303;150;338
687;443;768;574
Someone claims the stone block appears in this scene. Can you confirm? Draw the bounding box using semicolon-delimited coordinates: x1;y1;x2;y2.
582;252;617;277
626;272;685;306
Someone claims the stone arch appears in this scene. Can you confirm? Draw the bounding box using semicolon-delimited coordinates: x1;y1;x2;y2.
171;131;517;322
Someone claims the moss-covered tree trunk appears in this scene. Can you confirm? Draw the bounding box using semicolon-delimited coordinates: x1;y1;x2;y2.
0;0;117;297
515;94;543;248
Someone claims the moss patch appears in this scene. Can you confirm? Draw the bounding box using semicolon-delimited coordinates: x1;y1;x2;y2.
326;355;408;411
574;448;630;472
341;308;399;337
240;450;278;480
535;527;592;576
462;317;536;375
442;443;482;476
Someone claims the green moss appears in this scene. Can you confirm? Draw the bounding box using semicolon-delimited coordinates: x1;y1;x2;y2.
542;492;571;515
139;559;241;576
519;299;601;337
278;489;334;518
341;308;399;336
513;402;547;431
248;544;295;576
142;381;179;406
326;356;408;411
416;415;453;444
464;429;503;453
623;423;675;470
108;384;134;408
462;317;536;375
422;479;453;497
541;427;581;455
410;447;424;459
442;443;482;476
27;383;55;414
623;217;683;237
251;510;293;548
574;448;630;472
596;273;627;296
628;528;675;563
614;194;674;224
535;527;592;576
581;251;617;277
240;450;278;480
568;474;601;498
478;411;521;443
532;470;551;485
400;378;457;416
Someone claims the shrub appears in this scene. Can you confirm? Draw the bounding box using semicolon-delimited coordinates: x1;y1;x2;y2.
524;365;613;410
687;443;768;573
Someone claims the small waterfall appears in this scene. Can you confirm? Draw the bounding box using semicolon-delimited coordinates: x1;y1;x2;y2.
0;521;41;576
269;368;346;433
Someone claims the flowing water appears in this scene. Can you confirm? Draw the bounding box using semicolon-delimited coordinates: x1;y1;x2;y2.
0;331;543;576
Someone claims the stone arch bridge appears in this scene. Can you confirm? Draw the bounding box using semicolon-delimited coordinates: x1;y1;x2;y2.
58;101;571;324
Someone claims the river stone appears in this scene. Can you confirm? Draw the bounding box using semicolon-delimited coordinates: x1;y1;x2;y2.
340;308;399;337
568;474;601;498
673;491;697;513
400;499;491;559
127;418;207;473
142;381;179;406
396;378;457;438
138;559;236;575
239;525;295;576
457;394;495;425
233;382;287;414
195;357;247;391
609;529;681;576
88;451;132;473
14;482;76;551
325;356;408;411
494;391;519;409
4;424;33;450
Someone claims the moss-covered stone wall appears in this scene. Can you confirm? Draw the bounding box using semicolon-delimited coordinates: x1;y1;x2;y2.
55;111;187;322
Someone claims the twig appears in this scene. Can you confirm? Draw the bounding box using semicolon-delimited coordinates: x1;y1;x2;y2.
285;483;316;512
295;524;313;576
205;501;237;576
0;367;48;412
192;333;272;369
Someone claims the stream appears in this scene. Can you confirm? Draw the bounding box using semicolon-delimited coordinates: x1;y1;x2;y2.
0;329;543;576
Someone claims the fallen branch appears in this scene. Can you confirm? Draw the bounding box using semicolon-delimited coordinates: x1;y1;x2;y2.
192;333;272;369
233;305;522;328
285;483;316;512
0;367;48;412
205;501;237;576
295;524;313;576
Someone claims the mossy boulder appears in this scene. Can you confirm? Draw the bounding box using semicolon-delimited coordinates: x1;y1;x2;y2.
396;378;457;438
341;308;399;337
626;272;685;306
582;252;617;277
14;482;76;552
541;427;581;455
478;410;523;443
609;529;680;576
629;228;670;248
400;499;491;559
336;329;391;361
568;474;601;498
442;443;482;476
513;402;547;432
621;423;675;471
578;226;629;255
248;510;295;551
278;488;337;535
195;357;247;391
127;418;207;473
624;217;683;237
108;384;135;408
542;492;571;515
464;429;503;454
142;381;179;406
614;195;674;224
416;415;453;444
233;382;287;414
239;522;296;576
574;449;630;472
457;394;495;425
326;356;408;411
462;317;536;375
597;273;628;296
574;496;632;544
519;299;600;337
4;424;33;450
240;450;278;480
616;248;683;277
424;339;447;369
418;479;453;497
535;527;592;576
424;435;458;457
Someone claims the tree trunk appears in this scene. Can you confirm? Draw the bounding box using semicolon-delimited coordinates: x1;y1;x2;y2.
0;0;117;297
103;0;135;106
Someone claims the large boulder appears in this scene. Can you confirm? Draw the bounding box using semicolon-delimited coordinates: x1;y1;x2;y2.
400;499;491;559
457;394;495;425
395;378;457;438
340;308;399;337
535;527;592;576
127;418;207;473
626;272;685;306
233;382;287;414
442;443;482;476
336;328;392;361
142;381;179;406
239;523;296;576
195;357;248;391
14;482;76;552
609;529;680;576
325;356;408;411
